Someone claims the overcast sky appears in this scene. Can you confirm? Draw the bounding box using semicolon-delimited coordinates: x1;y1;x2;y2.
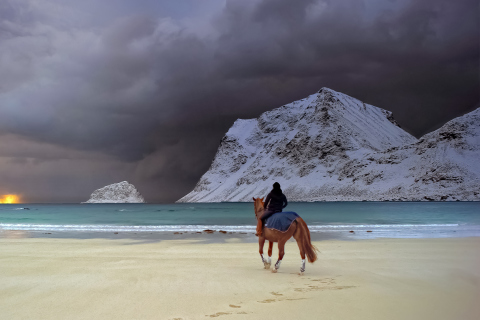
0;0;478;203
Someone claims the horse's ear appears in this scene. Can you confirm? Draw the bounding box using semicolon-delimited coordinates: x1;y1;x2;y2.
260;197;264;201
252;197;256;201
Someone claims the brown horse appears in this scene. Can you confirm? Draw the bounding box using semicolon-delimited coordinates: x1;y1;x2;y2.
253;197;318;275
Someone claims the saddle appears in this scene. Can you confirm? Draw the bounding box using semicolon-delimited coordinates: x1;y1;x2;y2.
265;211;300;233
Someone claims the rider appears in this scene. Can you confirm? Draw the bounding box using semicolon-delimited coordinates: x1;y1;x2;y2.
255;182;288;236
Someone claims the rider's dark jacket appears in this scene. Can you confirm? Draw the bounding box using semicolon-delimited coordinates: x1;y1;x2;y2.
260;190;288;221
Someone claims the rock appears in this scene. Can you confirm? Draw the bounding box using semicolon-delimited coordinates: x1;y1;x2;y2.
349;231;355;233
203;229;215;233
219;230;227;234
83;181;145;203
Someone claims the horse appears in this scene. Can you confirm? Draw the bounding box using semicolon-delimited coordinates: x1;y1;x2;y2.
253;197;319;275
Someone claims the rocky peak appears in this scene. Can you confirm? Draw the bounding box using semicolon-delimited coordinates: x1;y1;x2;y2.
83;181;145;203
178;88;420;202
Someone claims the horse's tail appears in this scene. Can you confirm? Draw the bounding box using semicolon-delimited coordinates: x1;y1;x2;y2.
295;217;319;263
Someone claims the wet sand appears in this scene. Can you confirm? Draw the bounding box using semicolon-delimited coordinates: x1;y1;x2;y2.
1;234;479;319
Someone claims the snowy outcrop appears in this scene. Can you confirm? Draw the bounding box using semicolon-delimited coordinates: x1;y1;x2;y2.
339;107;480;201
84;181;145;203
178;87;467;202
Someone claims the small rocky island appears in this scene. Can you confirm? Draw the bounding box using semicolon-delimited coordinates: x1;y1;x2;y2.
83;181;145;203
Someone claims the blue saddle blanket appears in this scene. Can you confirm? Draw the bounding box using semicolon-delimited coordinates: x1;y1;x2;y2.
265;211;300;232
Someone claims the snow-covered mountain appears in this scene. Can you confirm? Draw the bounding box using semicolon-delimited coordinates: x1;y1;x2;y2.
83;181;145;203
178;87;480;202
338;107;480;201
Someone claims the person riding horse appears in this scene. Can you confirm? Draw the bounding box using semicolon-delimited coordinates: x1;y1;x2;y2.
255;182;288;236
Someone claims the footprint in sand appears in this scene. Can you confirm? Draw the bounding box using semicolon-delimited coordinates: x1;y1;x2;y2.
296;285;356;292
312;278;336;284
229;305;241;308
206;312;231;317
258;299;276;303
270;292;283;296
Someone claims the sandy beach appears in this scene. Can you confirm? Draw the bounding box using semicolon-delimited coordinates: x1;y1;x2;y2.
1;233;479;320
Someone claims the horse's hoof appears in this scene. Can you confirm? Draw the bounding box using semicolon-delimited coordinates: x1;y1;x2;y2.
298;272;304;276
271;269;278;273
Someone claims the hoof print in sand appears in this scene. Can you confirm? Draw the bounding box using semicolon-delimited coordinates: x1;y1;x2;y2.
229;304;241;308
206;312;231;317
258;299;276;303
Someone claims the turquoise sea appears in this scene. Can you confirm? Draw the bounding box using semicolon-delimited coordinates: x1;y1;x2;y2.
1;202;479;239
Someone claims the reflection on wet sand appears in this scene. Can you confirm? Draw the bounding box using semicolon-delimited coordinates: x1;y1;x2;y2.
0;230;31;238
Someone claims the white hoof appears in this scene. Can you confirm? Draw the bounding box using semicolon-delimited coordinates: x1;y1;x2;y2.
264;263;270;269
271;268;278;273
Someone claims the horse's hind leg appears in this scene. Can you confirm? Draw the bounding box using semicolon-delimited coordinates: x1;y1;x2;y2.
272;239;286;273
295;239;306;275
293;222;306;275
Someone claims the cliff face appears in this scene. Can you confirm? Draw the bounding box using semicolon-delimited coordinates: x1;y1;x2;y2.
84;181;145;203
178;87;480;202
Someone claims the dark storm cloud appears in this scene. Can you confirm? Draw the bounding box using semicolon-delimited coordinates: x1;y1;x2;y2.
0;0;478;202
212;0;479;135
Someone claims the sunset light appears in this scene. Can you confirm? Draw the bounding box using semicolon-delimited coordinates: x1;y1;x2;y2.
0;194;21;204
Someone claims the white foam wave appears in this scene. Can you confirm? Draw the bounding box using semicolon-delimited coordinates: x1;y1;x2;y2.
0;223;477;235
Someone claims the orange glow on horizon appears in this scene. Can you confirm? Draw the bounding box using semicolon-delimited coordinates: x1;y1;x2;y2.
0;194;21;204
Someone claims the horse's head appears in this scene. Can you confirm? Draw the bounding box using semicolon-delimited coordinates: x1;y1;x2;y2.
252;197;265;220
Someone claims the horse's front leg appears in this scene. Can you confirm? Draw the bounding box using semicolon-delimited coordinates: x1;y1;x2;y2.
258;237;269;269
266;241;273;268
272;240;286;273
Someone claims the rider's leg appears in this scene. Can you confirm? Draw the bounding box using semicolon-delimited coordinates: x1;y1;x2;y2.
255;219;263;236
255;210;275;236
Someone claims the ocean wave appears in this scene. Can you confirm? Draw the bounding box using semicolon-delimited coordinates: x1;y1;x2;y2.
0;223;477;234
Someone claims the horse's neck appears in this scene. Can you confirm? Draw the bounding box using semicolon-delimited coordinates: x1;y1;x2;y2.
256;206;264;218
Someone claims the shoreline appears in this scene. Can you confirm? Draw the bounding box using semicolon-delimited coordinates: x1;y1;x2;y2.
1;236;479;319
3;228;480;242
